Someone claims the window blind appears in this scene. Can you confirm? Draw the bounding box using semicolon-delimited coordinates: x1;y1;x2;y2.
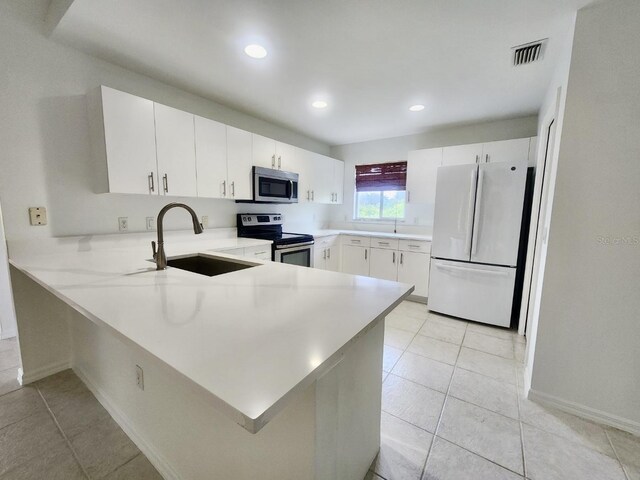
355;161;407;191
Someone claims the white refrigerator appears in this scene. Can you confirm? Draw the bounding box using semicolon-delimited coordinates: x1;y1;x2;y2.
428;161;527;327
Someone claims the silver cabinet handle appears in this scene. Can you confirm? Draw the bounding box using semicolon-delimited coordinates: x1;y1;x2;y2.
222;180;226;197
231;181;235;197
278;155;281;169
485;154;489;162
311;190;314;201
351;239;361;244
323;248;327;260
475;155;479;163
364;249;368;260
407;191;411;202
271;155;275;168
400;252;404;265
379;241;390;246
327;248;331;259
148;172;155;192
393;252;396;264
307;190;310;201
408;244;420;248
162;174;168;193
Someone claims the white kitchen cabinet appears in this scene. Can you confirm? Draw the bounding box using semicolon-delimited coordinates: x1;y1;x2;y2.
528;136;538;166
341;245;369;276
398;251;430;297
406;148;442;204
300;152;334;204
442;143;483;166
296;148;313;203
154;103;198;197
481;138;530;164
331;159;345;204
244;245;272;261
226;126;253;200
252;134;277;169
194;116;227;199
314;236;340;271
369;248;398;282
94;86;158;195
275;141;295;171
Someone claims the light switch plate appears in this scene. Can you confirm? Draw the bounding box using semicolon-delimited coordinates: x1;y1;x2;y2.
146;217;155;231
29;207;47;226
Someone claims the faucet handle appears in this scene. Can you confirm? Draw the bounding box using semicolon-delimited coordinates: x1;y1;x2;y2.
151;241;157;260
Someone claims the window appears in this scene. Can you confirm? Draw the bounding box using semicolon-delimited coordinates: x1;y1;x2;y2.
354;162;407;220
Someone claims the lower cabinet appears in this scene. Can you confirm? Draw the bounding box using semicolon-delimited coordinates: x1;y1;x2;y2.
369;248;398;282
243;245;272;261
397;251;431;297
341;245;369;276
314;236;341;271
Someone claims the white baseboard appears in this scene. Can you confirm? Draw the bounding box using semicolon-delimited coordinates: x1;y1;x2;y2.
73;365;179;480
528;388;640;436
19;360;70;384
1;328;17;340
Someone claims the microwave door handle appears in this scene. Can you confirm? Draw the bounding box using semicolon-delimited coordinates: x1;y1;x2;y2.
288;179;293;199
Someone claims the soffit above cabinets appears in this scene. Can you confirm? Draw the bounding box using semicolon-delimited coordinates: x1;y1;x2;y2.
50;0;592;145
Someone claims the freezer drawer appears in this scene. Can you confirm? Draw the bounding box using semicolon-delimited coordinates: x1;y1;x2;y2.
427;259;516;327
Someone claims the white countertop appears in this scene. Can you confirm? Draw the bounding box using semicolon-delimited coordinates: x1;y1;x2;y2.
311;229;432;242
10;237;412;433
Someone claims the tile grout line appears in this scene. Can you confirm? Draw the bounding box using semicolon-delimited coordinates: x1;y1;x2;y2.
604;429;632;480
418;321;468;480
516;370;528;479
36;385;92;480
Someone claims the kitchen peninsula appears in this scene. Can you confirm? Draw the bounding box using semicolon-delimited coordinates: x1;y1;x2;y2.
9;232;412;480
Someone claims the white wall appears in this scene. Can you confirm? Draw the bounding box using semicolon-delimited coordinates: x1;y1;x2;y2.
0;1;332;242
529;0;640;433
329;116;538;233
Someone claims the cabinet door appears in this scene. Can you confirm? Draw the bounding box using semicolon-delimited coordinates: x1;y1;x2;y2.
341;245;369;276
369;248;398;282
296;148;313;202
154;103;197;197
313;246;327;270
326;246;341;272
194;116;227;198
481;138;530;164
312;153;334;204
406;148;442;204
442;143;482;166
275;141;295;171
398;251;430;297
332;159;345;204
252;134;277;169
100;87;158;195
226;126;253;200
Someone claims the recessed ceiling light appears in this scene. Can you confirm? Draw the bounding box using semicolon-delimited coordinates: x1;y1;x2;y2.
244;44;267;59
312;100;328;109
409;104;425;112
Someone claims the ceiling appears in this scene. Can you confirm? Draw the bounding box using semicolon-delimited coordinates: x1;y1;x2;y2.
51;0;591;146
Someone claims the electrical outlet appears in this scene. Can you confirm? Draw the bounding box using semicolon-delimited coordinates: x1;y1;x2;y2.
29;207;47;226
146;217;155;231
118;217;128;232
201;216;209;228
136;365;144;390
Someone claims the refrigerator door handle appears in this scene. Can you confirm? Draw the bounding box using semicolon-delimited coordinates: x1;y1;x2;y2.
464;168;477;255
471;169;484;256
435;263;509;276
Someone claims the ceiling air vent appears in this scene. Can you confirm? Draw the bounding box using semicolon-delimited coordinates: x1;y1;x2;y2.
512;39;547;66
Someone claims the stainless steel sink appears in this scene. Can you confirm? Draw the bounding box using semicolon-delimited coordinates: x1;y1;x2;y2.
165;254;259;277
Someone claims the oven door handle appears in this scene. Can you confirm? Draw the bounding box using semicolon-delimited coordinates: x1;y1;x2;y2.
275;241;315;250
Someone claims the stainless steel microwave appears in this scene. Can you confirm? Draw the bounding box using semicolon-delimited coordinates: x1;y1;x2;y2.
252;167;299;203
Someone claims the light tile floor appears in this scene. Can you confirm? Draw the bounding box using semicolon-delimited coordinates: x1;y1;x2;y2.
373;300;640;480
0;338;161;479
2;300;640;480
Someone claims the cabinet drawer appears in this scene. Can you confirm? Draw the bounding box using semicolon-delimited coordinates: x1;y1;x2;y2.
341;235;371;247
398;240;431;254
370;237;399;250
216;247;244;256
315;235;338;247
243;245;272;260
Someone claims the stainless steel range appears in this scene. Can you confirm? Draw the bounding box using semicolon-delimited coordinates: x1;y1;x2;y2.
236;214;314;267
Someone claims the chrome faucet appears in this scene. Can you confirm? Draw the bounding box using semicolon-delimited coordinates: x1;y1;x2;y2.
152;203;204;270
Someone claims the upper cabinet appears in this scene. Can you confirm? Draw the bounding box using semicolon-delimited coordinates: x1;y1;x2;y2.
442;143;483;166
226;126;253;200
332;159;344;204
275;142;295;171
481;138;530;164
154;103;198;197
94;86;158;195
194;116;227;199
252;134;277;169
406;148;442;204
